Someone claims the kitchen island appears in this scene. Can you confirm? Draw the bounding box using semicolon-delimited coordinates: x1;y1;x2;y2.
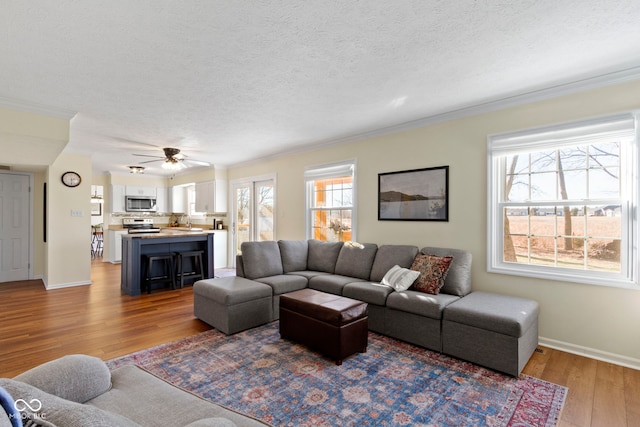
121;229;215;296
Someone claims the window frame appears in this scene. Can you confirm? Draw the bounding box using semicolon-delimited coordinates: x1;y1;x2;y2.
487;112;639;289
304;160;356;242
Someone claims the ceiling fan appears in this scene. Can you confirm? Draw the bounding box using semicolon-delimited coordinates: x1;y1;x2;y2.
132;147;211;171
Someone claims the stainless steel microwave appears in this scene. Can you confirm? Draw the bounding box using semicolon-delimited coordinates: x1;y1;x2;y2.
125;195;157;212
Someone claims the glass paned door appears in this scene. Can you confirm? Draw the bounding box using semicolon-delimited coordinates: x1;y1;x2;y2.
234;183;251;257
232;178;275;262
255;180;274;241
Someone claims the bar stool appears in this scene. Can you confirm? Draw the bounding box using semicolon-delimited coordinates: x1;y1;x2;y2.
91;225;103;258
175;250;204;288
143;253;175;294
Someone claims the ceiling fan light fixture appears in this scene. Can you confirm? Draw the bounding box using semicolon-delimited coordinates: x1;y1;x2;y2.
128;166;145;174
161;158;184;170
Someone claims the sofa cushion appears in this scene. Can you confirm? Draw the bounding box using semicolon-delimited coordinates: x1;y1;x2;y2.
308;275;365;295
369;245;419;282
420;247;473;297
194;277;272;305
0;378;139;427
343;281;394;306
278;240;308;273
240;241;283;280
307;240;343;273
443;291;540;337
14;354;111;404
381;265;420;292
334;243;378;280
254;274;308;296
386;291;460;320
410;254;453;295
285;270;331;280
90;365;268;426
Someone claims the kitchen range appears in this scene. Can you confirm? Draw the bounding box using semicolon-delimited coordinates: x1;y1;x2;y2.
122;217;161;234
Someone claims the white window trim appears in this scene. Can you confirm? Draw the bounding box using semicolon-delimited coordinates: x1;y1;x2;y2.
304;159;357;241
487;112;640;289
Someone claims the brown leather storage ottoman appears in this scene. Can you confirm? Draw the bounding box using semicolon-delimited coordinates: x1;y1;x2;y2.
279;288;368;365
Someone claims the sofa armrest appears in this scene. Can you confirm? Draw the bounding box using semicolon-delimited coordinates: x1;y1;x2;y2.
235;254;246;277
13;354;111;403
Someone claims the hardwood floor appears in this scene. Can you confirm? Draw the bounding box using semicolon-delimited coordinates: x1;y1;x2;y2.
1;259;638;426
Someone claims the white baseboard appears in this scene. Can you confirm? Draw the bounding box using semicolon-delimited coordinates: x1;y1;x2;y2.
539;336;640;370
44;280;91;290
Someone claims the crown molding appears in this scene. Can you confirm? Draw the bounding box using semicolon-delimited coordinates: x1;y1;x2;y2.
229;66;640;169
0;96;76;119
314;66;640;149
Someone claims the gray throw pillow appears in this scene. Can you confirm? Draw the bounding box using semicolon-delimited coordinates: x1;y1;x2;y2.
307;240;343;273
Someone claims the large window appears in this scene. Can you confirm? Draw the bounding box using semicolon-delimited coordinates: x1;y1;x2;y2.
487;113;638;288
305;160;356;242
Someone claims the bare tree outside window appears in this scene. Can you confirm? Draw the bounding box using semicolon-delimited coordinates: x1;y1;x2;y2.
503;142;622;272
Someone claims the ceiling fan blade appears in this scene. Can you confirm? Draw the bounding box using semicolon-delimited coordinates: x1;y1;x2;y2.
186;159;211;167
138;159;164;164
132;154;165;159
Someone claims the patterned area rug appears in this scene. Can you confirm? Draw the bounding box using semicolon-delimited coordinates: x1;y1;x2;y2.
107;322;566;426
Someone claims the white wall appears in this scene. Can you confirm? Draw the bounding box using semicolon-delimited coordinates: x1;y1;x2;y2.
228;79;640;367
0;108;70;281
46;152;93;288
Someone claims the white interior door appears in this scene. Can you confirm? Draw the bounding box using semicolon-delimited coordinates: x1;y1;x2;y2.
0;172;30;282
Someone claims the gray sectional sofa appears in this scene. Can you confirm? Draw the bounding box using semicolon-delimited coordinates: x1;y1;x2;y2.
0;354;268;427
194;239;539;377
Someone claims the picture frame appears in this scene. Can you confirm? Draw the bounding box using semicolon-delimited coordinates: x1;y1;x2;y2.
378;165;449;221
91;202;102;216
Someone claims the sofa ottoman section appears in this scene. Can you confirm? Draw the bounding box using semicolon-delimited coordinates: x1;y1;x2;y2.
342;281;394;333
385;291;460;352
194;277;273;335
280;289;368;365
442;291;539;377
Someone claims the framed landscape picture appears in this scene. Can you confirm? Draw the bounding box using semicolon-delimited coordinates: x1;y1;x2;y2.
378;166;449;221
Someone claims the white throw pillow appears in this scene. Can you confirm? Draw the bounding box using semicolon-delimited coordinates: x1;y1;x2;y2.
380;265;420;292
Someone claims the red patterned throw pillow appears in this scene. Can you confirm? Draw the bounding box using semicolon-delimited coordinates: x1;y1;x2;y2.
410;254;453;294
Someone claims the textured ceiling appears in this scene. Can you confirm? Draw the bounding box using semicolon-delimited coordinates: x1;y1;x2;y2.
2;1;640;176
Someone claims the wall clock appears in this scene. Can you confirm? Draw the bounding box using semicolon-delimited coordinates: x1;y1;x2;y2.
61;171;82;188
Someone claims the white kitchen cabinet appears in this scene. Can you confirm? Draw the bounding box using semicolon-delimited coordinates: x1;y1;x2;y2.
195;180;227;213
155;187;169;213
213;230;228;268
109;185;126;213
195;181;214;213
125;186;156;197
108;230;127;263
170;186;187;213
215;179;227;213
